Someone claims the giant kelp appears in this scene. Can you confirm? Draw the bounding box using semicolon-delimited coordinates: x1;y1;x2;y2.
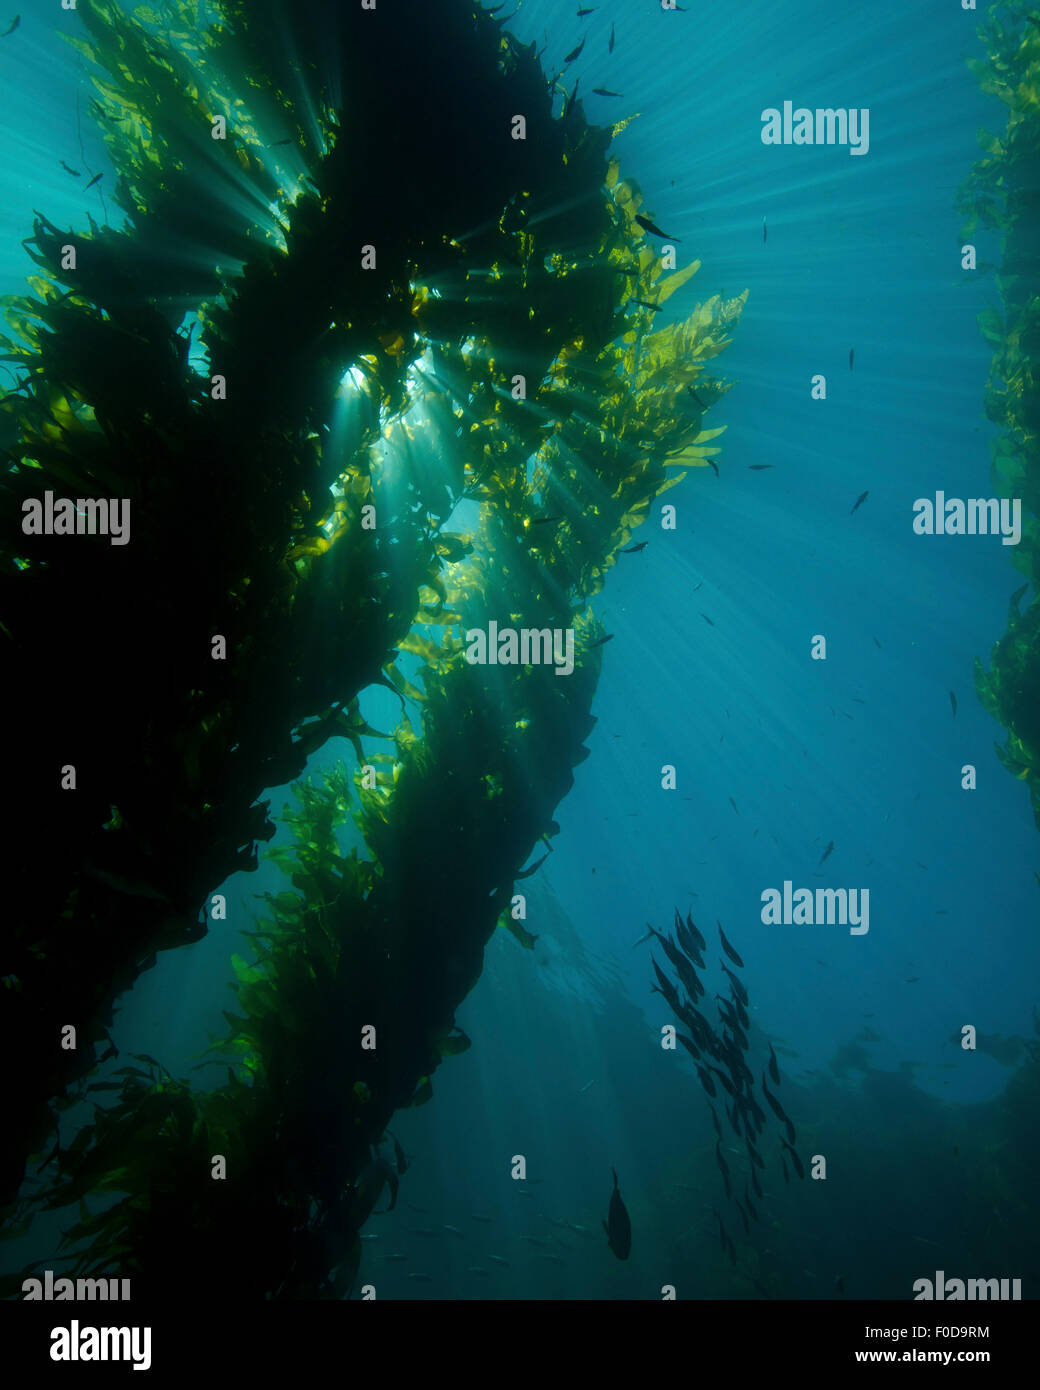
1;0;742;1296
958;0;1040;828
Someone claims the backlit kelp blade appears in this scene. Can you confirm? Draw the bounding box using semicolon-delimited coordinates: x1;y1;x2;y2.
1;0;743;1296
958;0;1040;828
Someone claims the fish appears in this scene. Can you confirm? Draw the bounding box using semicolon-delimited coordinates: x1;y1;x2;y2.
488;1255;510;1266
714;1141;732;1199
60;161;81;177
381;1253;408;1262
587;633;614;649
949;690;957;717
695;1065;716;1099
633;298;663;312
531;515;562;524
621;541;648;553
85;172;103;189
873;635;882;648
709;1106;722;1141
635;214;680;241
702;613;716;627
735;1201;750;1236
537;1253;566;1264
751;1166;764;1200
390;1133;409;1174
768;1042;781;1086
632;928;654;949
744;1183;759;1222
685;915;707;954
578;1078;596;1093
749;464;773;470
850;490;869;516
718;922;744;968
720;962;747;1005
604;1168;632;1260
520;1235;550;1247
780;1137;805;1179
650;957;683;1016
708;1065;736;1098
407;1272;432;1282
761;1074;787;1126
849;348;855;371
609;22;615;52
2;15;19;37
443;1225;464;1237
577;5;596;13
707;459;719;477
592;88;623;97
269;138;294;147
564;37;585;63
676;1033;701;1064
818;840;834;866
746;1140;765;1171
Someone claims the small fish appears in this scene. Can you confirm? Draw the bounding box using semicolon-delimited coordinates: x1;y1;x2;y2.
537;1253;566;1264
381;1253;408;1262
780;1137;805;1180
407;1272;432;1282
691;581;703;592
592;88;622;97
631;929;654;949
748;464;773;470
728;794;737;811
873;635;882;648
609;23;615;52
768;1042;780;1086
60;161;81;177
604;1168;632;1260
702;613;716;628
520;1235;550;1247
85;172;103;189
818;840;834;867
849;348;855;371
390;1133;409;1174
621;541;648;553
587;633;614;649
707;459;719;478
564;37;585;63
905;977;920;985
488;1255;510;1266
949;690;957;717
360;1233;380;1242
531;515;562;524
850;490;869;516
269;138;294;147
635;214;680;241
714;1141;732;1199
718;922;744;968
633;298;663;312
696;1065;716;1099
578;1078;596;1093
709;1106;722;1141
1;15;19;37
577;6;596;14
762;219;767;242
443;1224;464;1237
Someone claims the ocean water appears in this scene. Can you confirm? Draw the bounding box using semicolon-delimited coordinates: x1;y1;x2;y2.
1;0;1037;1307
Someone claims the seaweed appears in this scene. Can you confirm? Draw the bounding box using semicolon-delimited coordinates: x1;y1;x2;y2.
1;0;743;1295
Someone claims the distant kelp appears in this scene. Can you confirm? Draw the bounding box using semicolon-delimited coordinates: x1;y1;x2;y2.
1;0;743;1295
958;0;1040;828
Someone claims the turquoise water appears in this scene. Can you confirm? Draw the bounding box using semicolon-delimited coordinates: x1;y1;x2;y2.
2;0;1036;1300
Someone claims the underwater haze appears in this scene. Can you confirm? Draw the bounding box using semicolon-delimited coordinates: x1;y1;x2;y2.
1;0;1038;1310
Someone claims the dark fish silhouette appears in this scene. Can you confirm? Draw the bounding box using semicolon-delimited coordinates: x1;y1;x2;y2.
631;928;654;949
2;15;19;37
564;37;586;63
763;219;767;242
696;1064;717;1098
621;541;648;553
609;22;615;52
718;922;744;968
633;298;663;312
60;161;81;177
577;6;596;14
849;348;855;370
781;1137;805;1179
603;1168;631;1259
749;464;773;470
592;88;622;97
635;213;680;240
873;635;882;647
269;138;294;147
850;490;868;516
818;840;834;866
702;613;716;627
588;633;614;649
85;172;103;189
768;1041;781;1086
949;690;957;717
708;459;719;477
